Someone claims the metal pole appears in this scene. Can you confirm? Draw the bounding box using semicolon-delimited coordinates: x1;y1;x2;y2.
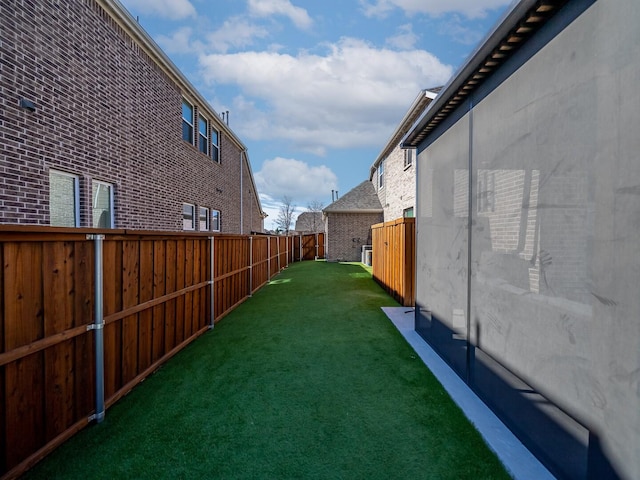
91;234;105;423
267;236;271;280
248;236;253;297
210;236;215;328
277;236;281;271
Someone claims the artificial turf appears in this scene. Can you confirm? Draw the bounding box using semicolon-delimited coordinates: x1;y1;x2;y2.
25;261;510;479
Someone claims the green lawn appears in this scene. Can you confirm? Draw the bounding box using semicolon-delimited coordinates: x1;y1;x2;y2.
25;261;510;479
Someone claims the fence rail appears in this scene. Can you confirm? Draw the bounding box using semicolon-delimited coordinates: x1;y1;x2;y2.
371;218;415;307
0;227;324;480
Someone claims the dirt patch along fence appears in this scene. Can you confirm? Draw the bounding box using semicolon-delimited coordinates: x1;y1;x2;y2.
0;226;322;480
371;218;415;306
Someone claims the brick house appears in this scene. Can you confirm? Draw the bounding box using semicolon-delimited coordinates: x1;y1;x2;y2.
0;0;265;233
293;211;323;233
370;88;438;221
323;181;382;262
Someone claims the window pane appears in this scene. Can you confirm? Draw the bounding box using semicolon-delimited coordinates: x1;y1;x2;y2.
93;181;113;228
199;206;209;231
212;210;220;231
183;203;195;230
211;129;220;162
50;171;78;227
182;100;193;143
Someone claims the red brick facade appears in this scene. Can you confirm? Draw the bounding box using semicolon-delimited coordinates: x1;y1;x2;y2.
0;0;264;233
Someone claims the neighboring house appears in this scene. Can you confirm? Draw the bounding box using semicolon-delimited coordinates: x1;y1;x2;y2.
294;211;323;233
0;0;266;234
370;88;439;221
404;0;639;478
323;181;382;262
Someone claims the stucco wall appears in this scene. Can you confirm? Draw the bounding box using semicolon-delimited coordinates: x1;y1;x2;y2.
415;1;640;478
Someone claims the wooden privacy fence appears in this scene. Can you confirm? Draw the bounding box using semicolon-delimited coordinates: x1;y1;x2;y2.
371;218;415;307
0;226;324;480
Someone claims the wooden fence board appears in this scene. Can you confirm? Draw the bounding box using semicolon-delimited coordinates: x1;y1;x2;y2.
152;241;166;364
371;218;415;306
0;229;322;479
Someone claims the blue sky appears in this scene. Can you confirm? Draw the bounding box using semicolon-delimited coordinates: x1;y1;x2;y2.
119;0;512;229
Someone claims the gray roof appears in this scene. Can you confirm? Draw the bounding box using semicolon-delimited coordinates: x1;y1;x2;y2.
294;211;323;231
323;181;383;213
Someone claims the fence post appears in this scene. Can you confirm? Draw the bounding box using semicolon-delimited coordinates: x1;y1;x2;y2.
267;237;271;280
315;233;319;260
277;236;281;271
88;234;106;423
209;235;215;328
248;235;253;297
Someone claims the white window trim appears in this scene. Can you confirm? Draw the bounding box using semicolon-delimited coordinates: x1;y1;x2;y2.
182;99;194;145
211;128;220;163
198;114;209;155
183;203;196;231
50;169;80;227
92;180;115;228
212;209;221;232
199;206;210;231
378;161;385;189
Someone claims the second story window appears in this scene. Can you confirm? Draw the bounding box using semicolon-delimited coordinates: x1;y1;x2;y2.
404;149;414;168
378;160;385;189
182;100;194;144
211;129;220;163
198;115;209;155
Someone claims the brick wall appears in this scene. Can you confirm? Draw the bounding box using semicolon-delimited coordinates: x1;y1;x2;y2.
373;145;415;221
325;212;383;262
0;0;263;233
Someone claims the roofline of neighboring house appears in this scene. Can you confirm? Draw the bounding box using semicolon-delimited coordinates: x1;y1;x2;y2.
323;209;384;214
368;89;437;181
99;0;266;219
402;0;568;148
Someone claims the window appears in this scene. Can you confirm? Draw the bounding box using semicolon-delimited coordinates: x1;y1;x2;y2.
199;206;210;231
211;128;220;163
92;180;114;228
198;115;209;155
212;209;221;232
182;99;194;144
404;148;414;168
403;207;414;218
378;160;385;189
49;170;80;227
183;203;195;230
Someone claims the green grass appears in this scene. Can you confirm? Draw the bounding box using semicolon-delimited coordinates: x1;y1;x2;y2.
25;261;510;479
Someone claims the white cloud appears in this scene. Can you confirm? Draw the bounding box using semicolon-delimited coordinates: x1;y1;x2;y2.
122;0;196;20
199;38;452;152
386;23;419;50
360;0;511;19
156;26;196;54
206;17;271;53
248;0;313;30
254;157;337;205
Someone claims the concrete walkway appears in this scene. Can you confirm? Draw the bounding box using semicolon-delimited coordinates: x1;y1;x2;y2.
382;307;555;480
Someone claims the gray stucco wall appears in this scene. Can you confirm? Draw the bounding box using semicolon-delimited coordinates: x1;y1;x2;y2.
415;1;640;478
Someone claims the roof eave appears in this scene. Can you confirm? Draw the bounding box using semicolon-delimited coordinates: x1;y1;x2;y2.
403;0;568;148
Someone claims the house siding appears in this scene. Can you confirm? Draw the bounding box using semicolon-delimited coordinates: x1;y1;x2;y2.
0;0;263;233
325;212;382;262
374;146;415;221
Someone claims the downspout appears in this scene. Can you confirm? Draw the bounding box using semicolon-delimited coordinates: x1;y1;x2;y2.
240;151;244;235
89;234;105;423
210;235;215;328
